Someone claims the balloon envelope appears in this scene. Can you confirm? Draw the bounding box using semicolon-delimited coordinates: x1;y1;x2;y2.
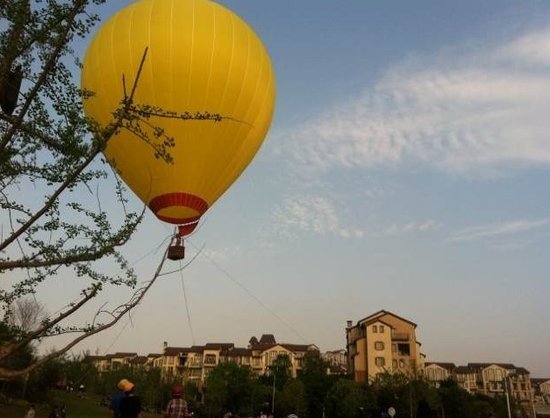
81;0;275;235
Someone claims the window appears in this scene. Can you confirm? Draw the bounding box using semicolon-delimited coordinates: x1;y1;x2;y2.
399;360;405;368
392;360;398;369
397;343;410;356
372;325;378;333
204;354;216;365
379;325;384;333
375;357;386;367
374;341;385;351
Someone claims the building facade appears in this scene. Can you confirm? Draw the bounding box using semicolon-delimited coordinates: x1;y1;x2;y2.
346;310;425;382
424;362;456;387
425;362;537;417
88;334;319;384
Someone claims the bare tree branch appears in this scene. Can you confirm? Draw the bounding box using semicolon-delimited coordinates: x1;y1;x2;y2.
0;247;169;380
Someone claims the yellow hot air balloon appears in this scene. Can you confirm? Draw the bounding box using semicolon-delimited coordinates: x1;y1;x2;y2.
81;0;275;247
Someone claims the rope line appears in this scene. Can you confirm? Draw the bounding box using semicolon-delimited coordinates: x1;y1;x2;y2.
179;261;196;346
188;239;310;344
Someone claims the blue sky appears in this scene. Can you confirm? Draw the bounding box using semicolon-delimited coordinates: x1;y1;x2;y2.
38;0;550;376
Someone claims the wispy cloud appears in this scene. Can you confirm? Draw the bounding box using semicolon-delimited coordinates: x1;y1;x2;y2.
384;220;441;236
272;196;364;239
275;26;550;175
449;218;550;242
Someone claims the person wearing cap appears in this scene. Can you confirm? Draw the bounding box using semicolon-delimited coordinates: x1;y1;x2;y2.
119;379;142;418
164;384;189;418
111;379;130;418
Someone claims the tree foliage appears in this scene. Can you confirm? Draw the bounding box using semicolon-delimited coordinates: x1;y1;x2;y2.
204;362;267;417
0;0;175;380
294;355;337;418
325;379;375;418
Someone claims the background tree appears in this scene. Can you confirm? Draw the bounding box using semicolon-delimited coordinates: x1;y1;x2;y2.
8;298;47;333
269;353;292;391
298;355;336;418
325;379;375;418
0;0;176;381
276;379;309;418
204;361;262;417
370;371;413;416
438;378;478;418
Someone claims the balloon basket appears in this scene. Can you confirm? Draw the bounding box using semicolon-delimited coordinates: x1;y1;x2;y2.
168;236;185;261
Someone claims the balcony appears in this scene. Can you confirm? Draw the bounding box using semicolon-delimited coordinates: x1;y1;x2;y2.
185;360;203;368
392;333;410;341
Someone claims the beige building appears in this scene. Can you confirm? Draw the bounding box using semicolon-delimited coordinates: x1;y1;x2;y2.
322;349;348;375
86;352;138;375
346;310;424;382
424;362;536;417
424;362;456;387
89;334;319;384
533;378;550;403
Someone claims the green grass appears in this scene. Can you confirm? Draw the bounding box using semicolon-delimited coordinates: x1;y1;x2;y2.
0;391;163;418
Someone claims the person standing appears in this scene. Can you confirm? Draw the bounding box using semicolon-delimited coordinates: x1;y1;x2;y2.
118;379;142;418
111;379;130;418
164;384;189;418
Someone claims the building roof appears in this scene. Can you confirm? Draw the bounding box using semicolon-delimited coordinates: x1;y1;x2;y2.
512;367;530;375
204;343;235;350
86;355;110;361
130;356;148;365
455;366;474;374
532;378;550;385
281;343;319;353
259;334;277;344
164;347;195;356
425;362;456;370
112;352;137;357
357;310;417;328
222;347;252;357
467;362;516;370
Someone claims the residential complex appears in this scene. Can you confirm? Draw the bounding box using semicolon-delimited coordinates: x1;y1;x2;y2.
426;362;535;413
344;310;545;418
88;334;319;383
88;310;549;417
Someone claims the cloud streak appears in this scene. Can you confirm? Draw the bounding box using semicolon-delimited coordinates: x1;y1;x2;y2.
276;27;550;175
272;196;364;239
449;218;550;242
384;220;441;236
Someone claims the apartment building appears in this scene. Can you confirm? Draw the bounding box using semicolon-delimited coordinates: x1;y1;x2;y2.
322;349;348;375
424;362;456;387
425;362;536;417
346;310;425;382
533;378;550;403
86;352;136;375
89;334;319;384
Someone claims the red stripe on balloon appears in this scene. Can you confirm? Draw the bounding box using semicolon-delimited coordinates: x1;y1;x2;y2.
149;193;209;236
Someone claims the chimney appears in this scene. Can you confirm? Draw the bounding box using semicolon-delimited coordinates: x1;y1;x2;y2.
346;320;352;328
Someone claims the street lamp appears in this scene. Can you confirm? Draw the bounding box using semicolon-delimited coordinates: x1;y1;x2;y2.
503;376;512;418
